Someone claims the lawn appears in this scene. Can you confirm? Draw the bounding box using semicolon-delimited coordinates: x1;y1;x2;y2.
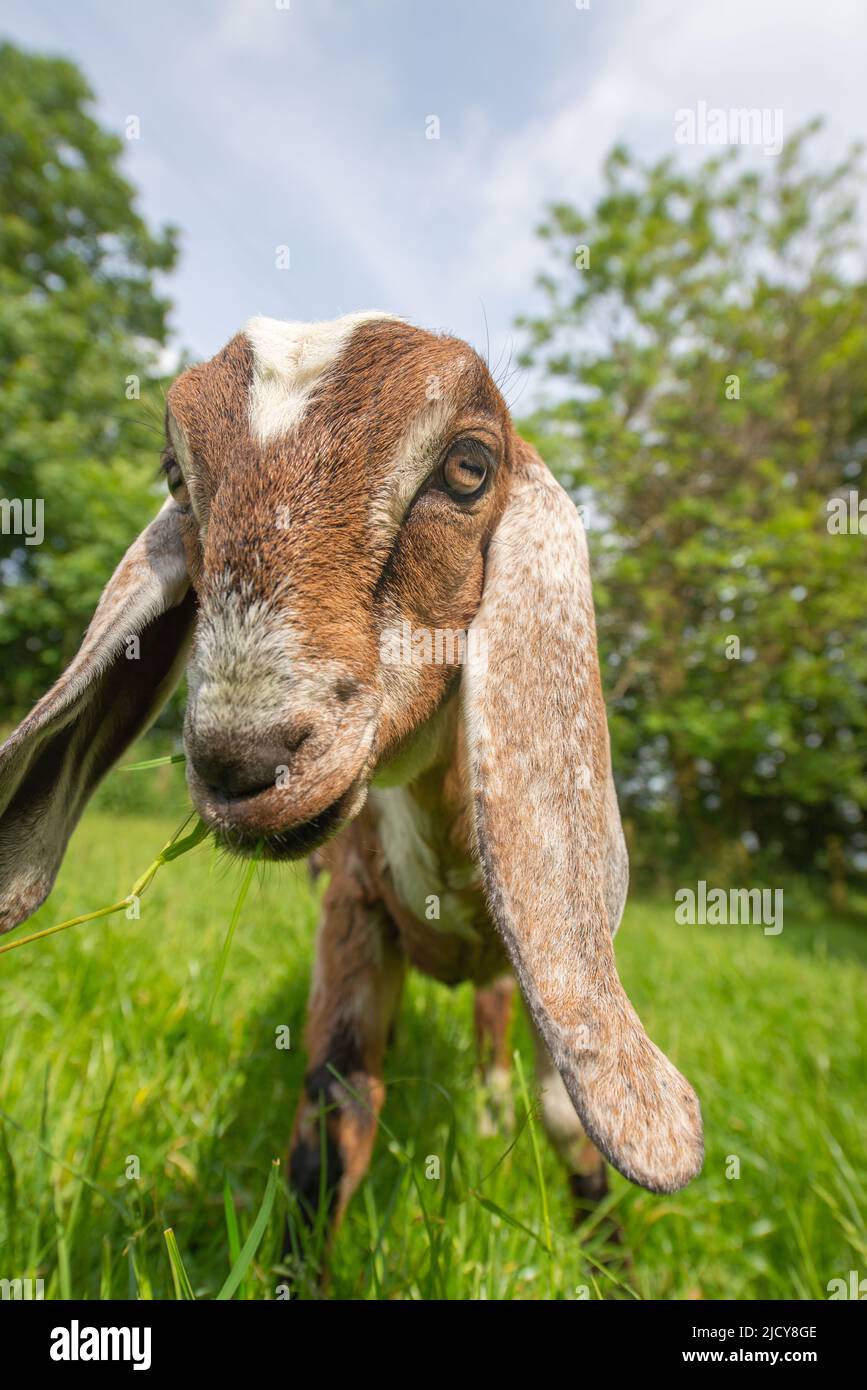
0;780;865;1299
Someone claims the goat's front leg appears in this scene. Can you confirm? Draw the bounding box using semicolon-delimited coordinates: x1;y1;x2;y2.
288;867;404;1235
474;975;515;1134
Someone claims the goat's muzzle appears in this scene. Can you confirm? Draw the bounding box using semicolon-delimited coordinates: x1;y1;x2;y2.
184;705;376;860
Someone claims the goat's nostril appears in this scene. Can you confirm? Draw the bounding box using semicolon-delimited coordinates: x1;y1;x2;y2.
188;716;324;803
285;723;313;755
192;748;281;801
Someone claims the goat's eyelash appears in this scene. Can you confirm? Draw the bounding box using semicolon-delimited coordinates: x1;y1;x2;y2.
159;452;182;486
158;450;192;514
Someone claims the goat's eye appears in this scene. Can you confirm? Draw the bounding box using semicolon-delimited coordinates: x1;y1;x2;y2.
441;442;489;499
161;453;191;512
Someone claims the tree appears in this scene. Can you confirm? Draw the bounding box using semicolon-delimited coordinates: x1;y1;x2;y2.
0;42;178;719
519;123;867;879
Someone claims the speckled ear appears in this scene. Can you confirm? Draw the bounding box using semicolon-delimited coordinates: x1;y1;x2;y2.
0;500;195;934
462;439;703;1193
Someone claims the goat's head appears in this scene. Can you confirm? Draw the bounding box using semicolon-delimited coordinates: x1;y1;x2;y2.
0;312;704;1197
166;315;513;858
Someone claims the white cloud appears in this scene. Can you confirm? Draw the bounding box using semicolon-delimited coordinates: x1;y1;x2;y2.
2;0;865;382
419;0;867;381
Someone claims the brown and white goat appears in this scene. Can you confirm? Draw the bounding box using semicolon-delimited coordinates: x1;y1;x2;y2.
0;314;703;1229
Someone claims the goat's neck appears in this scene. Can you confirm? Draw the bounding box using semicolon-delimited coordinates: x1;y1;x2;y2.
368;692;480;922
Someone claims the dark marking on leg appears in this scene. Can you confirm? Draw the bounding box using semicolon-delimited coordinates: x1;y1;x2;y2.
288;1124;342;1225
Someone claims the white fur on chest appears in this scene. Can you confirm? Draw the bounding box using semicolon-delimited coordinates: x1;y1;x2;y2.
370;785;483;942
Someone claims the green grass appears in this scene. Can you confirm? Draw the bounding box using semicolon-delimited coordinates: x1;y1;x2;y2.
0;793;865;1300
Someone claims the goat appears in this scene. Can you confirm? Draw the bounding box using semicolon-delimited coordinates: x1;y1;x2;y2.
0;313;703;1234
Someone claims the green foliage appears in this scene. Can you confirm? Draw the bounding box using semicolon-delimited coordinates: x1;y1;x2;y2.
0;807;863;1298
0;41;178;719
519;123;867;878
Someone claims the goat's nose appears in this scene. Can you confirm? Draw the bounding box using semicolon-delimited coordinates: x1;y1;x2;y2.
190;728;311;801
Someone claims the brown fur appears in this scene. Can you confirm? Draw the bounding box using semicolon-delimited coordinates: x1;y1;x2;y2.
167;322;512;775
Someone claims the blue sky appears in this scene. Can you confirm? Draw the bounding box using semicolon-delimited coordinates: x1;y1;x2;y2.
4;0;866;405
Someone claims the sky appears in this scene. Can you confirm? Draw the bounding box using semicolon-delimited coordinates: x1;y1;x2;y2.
3;0;866;407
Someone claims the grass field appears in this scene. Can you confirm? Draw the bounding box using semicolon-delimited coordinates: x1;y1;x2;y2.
1;784;865;1300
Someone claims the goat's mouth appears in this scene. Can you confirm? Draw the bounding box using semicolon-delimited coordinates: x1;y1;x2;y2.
213;785;360;861
187;757;371;862
185;716;377;861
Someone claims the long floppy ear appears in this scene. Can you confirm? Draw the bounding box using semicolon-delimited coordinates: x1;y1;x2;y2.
0;500;195;934
463;439;703;1193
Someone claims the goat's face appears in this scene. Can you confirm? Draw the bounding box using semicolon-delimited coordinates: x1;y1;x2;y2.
165;315;512;859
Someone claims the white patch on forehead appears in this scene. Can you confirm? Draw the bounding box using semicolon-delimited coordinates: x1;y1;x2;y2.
245;311;398;444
